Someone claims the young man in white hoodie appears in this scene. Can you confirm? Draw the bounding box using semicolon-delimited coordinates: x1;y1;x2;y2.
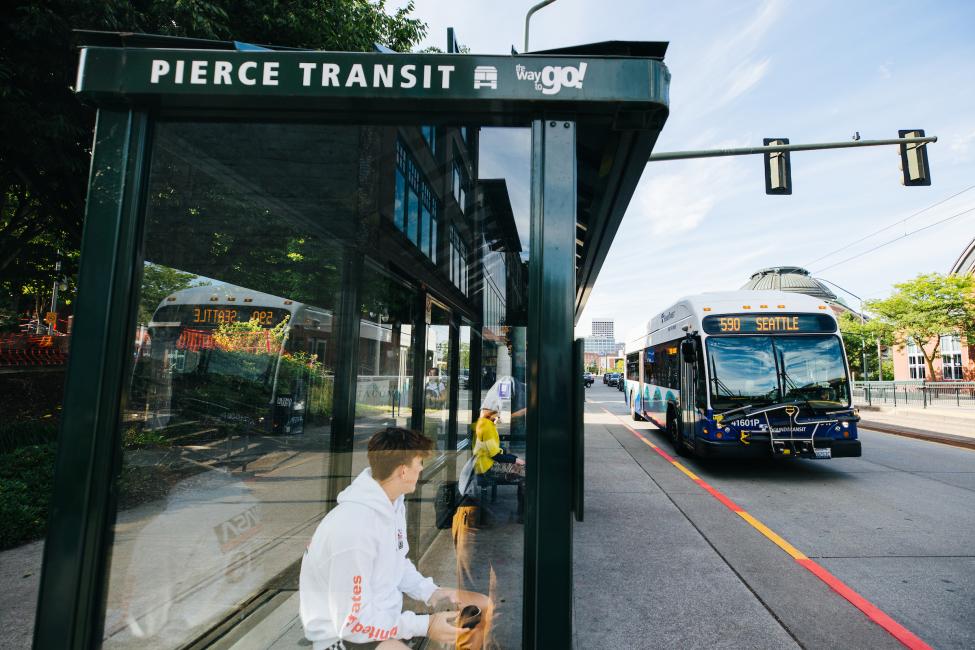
300;427;489;649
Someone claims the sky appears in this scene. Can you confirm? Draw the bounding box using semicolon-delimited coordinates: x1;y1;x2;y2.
403;0;975;343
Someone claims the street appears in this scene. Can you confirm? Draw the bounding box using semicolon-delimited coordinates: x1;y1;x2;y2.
576;383;975;649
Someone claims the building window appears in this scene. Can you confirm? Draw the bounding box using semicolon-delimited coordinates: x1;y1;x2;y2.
452;162;467;213
449;226;468;295
407;187;419;245
394;139;439;262
907;339;926;380
393;169;406;232
421;125;436;154
940;334;963;380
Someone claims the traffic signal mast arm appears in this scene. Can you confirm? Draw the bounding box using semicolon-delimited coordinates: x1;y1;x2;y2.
647;134;936;161
649;132;936;194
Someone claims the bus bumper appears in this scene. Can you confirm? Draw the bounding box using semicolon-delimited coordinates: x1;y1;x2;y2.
695;437;861;458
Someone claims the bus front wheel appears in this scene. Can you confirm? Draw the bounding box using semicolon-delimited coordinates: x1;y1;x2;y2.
668;416;687;457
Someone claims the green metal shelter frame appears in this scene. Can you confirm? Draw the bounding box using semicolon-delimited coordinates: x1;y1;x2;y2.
35;35;669;649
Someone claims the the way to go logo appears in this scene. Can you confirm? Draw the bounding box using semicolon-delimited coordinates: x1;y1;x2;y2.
515;62;588;95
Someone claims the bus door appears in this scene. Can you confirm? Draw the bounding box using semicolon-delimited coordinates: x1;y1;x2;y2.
679;337;698;445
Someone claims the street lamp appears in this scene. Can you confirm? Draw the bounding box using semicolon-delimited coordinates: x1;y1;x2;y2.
523;0;558;52
815;276;880;381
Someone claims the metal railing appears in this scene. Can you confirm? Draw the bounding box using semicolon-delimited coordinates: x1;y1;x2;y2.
853;381;975;409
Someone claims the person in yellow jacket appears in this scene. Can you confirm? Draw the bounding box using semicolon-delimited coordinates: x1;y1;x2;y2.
473;404;525;482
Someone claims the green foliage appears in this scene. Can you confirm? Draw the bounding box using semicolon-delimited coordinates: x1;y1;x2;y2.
881;359;894;381
121;425;168;449
0;442;57;549
866;273;975;378
137;263;207;325
0;0;428;313
838;311;895;380
0;418;59;454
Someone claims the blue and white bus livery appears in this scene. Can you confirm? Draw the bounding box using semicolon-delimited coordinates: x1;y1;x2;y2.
623;290;861;459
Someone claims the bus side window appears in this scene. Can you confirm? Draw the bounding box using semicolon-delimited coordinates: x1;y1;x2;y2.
642;347;654;384
653;344;674;390
626;352;640;381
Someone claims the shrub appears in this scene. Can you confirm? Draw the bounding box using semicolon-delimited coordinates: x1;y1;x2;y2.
0;418;59;454
0;443;57;549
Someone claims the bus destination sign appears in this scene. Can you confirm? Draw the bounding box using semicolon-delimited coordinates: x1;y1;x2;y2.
153;304;282;328
702;313;836;335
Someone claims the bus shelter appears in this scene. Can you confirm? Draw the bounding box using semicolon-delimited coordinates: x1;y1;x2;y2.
36;34;670;649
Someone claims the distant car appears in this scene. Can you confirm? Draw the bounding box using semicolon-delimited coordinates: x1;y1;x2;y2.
602;372;611;384
618;374;625;391
607;372;620;387
583;373;593;388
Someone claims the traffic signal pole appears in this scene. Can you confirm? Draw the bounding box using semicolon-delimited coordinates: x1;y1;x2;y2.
648;134;936;161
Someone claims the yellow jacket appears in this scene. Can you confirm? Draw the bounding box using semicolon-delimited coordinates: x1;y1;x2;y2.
473;416;503;474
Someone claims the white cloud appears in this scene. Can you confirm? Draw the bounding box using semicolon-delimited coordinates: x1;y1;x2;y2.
628;156;748;235
949;127;975;160
717;57;772;107
878;61;893;79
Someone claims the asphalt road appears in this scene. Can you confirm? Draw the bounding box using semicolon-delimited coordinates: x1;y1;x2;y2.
578;383;975;650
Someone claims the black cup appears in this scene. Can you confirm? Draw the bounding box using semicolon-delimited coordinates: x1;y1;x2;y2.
458;604;481;629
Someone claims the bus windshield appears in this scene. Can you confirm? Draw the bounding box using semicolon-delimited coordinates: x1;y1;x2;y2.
707;334;850;413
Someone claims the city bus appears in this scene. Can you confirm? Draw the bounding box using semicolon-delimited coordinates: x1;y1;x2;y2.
623;290;861;459
141;284;414;438
143;285;334;435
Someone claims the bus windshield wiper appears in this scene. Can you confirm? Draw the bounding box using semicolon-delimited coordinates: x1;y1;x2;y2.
775;349;819;415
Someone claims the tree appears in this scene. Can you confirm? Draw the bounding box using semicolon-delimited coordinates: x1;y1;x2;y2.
866;273;975;380
137;263;207;326
0;0;427;315
838;312;895;380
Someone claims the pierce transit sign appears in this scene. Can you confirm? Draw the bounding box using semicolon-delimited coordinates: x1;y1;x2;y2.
75;48;670;108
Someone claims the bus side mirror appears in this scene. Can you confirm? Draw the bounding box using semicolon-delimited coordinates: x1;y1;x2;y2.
680;339;696;364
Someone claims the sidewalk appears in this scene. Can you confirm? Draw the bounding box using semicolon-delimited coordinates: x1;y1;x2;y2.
0;539;43;649
857;405;975;450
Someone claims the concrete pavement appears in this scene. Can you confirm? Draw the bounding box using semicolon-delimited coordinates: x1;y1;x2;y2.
858;404;975;450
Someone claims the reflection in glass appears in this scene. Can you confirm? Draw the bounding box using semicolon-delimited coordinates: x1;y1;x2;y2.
457;324;473;446
775;335;850;407
106;122;347;648
707;336;777;411
424;303;451;450
103;122;531;649
707;335;850;411
354;267;415;475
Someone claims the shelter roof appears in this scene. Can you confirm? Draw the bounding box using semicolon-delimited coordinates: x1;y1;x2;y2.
72;32;671;321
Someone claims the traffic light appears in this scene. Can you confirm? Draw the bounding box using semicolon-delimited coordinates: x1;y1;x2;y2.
763;138;792;195
898;129;931;186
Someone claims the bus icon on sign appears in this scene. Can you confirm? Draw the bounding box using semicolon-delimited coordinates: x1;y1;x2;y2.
473;66;498;90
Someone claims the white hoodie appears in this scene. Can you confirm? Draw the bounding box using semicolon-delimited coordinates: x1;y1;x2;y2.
299;468;438;649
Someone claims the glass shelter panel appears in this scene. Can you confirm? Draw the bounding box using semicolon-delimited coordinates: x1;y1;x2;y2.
423;301;452;450
354;267;416;476
103;122;532;649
